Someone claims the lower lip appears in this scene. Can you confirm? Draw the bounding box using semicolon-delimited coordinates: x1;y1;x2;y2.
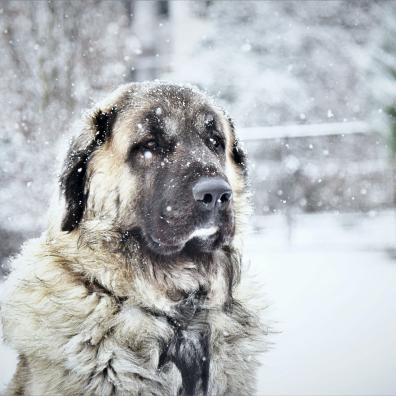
147;234;184;254
148;225;224;253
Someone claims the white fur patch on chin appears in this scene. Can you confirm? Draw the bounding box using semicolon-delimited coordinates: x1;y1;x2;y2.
189;226;218;240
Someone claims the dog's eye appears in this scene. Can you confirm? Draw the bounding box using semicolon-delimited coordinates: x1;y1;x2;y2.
139;140;158;152
143;140;157;150
138;140;158;160
209;137;219;147
208;136;225;151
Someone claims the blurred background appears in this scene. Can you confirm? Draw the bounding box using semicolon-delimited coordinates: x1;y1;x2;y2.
1;1;396;395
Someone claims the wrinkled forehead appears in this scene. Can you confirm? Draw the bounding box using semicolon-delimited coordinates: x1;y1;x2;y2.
112;85;231;154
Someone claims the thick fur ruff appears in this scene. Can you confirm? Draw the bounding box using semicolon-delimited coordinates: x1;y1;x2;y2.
1;82;265;396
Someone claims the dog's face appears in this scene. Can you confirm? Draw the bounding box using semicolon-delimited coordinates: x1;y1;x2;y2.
60;82;247;256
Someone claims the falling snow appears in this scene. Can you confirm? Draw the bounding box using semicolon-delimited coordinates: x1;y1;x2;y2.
1;2;396;395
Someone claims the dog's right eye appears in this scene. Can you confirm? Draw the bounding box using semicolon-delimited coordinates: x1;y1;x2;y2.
141;140;158;151
130;139;159;162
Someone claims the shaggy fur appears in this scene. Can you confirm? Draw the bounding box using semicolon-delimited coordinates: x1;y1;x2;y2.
1;82;265;396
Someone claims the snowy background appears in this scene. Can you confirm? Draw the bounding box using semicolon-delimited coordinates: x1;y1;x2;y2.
1;1;396;395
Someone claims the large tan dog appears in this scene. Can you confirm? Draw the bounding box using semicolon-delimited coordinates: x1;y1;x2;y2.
1;82;264;395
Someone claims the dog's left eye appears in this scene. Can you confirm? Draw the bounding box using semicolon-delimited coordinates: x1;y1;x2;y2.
210;137;219;147
208;136;225;151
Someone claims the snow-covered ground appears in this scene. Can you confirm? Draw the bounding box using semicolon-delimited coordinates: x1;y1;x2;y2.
1;210;396;395
247;210;396;396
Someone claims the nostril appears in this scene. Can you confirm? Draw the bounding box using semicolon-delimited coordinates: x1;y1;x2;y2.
219;192;232;204
203;193;213;204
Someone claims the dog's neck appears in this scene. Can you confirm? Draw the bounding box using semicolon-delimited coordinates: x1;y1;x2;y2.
47;225;240;318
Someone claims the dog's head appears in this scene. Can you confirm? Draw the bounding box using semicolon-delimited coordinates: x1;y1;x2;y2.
60;82;248;256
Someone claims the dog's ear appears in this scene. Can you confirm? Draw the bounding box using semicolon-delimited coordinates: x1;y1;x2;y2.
227;117;248;175
60;107;117;232
232;137;247;171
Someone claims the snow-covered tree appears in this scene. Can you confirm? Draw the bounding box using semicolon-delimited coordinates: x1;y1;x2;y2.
1;0;395;270
0;1;139;235
168;1;382;127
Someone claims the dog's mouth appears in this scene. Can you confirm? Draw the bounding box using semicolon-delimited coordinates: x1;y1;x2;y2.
144;232;186;255
141;225;226;256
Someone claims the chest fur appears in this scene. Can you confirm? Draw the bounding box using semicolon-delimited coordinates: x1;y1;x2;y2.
2;241;258;395
61;288;221;396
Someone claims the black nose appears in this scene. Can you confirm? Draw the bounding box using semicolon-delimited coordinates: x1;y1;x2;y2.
192;177;232;210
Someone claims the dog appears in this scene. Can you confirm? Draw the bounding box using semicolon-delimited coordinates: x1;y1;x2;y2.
1;82;265;395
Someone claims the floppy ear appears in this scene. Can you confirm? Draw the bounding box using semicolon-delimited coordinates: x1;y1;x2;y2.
227;117;248;175
60;107;117;232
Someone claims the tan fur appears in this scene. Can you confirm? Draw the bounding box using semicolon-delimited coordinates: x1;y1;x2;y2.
1;82;265;396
